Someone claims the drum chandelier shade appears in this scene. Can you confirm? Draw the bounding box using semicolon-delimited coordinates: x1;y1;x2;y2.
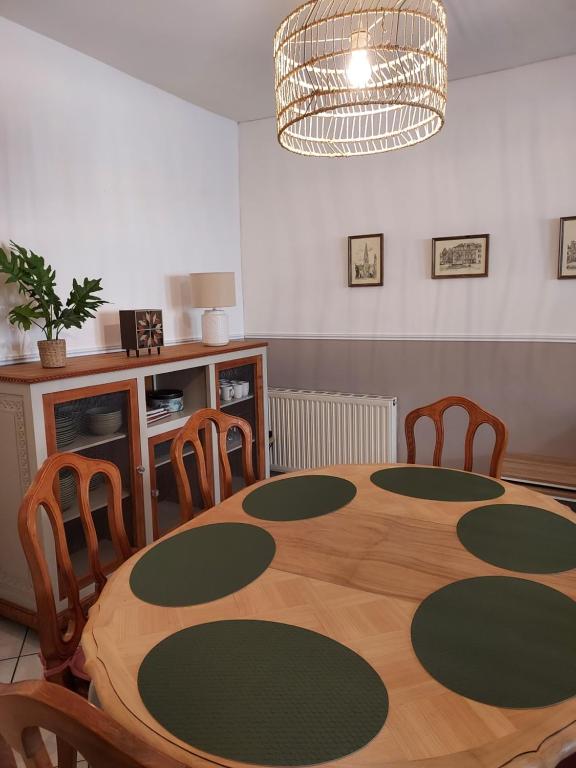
274;0;448;158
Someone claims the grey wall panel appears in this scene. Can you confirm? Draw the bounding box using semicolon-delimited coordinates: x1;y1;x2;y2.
261;339;575;466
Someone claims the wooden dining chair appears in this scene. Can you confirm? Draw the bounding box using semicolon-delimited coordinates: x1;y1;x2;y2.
405;396;509;478
18;452;133;768
0;680;189;768
170;408;256;518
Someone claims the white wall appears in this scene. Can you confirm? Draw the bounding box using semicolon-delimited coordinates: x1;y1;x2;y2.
0;17;243;363
240;55;576;342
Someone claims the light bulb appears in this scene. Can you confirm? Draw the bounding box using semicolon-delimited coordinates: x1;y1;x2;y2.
347;48;372;88
347;30;372;88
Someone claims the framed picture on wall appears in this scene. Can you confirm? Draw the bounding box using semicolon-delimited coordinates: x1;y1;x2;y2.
558;217;576;279
348;234;383;287
432;234;490;279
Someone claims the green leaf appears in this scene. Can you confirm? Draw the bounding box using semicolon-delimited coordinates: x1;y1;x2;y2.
59;276;108;330
8;303;45;332
0;242;108;336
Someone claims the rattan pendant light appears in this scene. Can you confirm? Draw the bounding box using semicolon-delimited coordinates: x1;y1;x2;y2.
274;0;448;157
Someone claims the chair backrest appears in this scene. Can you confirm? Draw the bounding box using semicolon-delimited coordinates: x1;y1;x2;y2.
170;408;256;517
18;453;132;682
405;396;509;478
0;680;189;768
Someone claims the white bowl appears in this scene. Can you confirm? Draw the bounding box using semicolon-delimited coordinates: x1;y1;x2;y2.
88;419;122;435
87;407;123;435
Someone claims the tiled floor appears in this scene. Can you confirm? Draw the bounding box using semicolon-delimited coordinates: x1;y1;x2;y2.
0;616;39;684
0;617;86;766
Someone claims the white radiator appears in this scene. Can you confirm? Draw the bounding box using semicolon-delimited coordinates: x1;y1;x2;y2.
268;388;397;472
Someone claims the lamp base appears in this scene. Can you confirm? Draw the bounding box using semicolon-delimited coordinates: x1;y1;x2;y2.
201;309;229;346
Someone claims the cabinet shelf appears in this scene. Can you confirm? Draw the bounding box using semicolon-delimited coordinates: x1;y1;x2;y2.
227;438;255;454
154;445;194;468
57;431;128;454
147;395;255;436
146;407;196;437
63;485;130;523
154;438;253;469
71;538;117;577
220;394;254;409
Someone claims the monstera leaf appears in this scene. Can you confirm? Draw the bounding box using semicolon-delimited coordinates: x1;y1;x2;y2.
0;242;108;340
59;278;107;329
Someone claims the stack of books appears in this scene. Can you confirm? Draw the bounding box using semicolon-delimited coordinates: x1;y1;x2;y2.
146;406;169;426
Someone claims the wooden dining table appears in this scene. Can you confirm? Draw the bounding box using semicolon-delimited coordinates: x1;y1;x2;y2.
83;464;576;768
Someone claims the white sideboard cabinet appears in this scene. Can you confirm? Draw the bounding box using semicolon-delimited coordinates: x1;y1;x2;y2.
0;340;268;627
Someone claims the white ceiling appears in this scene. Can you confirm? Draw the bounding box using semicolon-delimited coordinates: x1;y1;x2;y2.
1;0;576;123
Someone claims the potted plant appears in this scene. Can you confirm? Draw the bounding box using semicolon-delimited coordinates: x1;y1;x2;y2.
0;241;108;368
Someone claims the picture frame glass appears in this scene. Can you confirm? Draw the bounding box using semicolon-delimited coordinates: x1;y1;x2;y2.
349;235;383;286
433;236;489;278
560;218;576;278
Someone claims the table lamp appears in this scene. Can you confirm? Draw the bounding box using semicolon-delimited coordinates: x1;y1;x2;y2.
189;272;236;346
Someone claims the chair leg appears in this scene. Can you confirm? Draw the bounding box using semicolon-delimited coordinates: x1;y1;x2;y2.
57;737;76;768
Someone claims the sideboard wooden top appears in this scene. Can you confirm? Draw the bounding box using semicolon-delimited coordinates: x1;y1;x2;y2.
0;340;267;384
502;453;576;489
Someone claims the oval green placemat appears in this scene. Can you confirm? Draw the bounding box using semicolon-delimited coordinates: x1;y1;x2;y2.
138;620;388;766
458;504;576;573
411;576;576;708
243;474;357;521
129;523;275;607
371;466;504;502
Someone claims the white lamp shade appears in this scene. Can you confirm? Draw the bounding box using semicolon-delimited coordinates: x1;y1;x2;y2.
189;272;236;308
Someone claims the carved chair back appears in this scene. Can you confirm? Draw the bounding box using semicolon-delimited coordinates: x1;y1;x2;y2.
405;395;508;478
0;680;188;768
170;408;256;517
18;452;132;687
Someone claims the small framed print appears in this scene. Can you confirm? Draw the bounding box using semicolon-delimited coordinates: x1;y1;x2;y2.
558;217;576;279
432;234;490;279
348;234;383;287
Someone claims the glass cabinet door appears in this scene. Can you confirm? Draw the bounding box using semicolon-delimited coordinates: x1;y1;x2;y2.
148;429;211;540
215;355;265;491
43;380;144;585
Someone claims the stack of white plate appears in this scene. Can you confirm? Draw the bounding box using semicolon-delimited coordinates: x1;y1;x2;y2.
58;472;104;513
86;407;123;436
55;408;82;448
59;470;77;510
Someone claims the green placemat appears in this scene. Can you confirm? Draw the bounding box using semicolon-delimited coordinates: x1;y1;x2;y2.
138;620;388;766
130;523;275;607
458;504;576;573
371;466;504;502
243;475;357;521
411;576;576;708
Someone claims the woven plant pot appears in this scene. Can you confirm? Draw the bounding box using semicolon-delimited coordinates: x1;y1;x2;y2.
37;339;67;368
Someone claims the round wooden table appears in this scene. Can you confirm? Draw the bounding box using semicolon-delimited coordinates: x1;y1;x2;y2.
83;465;576;768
